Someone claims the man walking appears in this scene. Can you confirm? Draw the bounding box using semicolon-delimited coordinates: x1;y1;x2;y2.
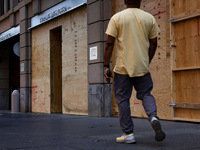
104;0;166;144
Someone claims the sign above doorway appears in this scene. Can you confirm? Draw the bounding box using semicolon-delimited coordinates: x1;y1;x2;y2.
29;0;87;30
0;25;20;43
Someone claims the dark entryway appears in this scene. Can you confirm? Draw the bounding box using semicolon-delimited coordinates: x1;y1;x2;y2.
0;35;20;110
50;26;62;113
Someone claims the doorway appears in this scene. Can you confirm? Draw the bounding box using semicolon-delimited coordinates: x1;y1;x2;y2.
50;26;62;113
9;35;20;109
0;36;20;110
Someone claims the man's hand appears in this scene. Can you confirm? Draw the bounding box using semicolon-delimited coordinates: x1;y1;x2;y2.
104;35;115;84
104;67;111;83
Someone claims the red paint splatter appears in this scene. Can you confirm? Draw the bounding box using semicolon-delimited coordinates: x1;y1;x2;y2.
35;91;38;93
32;86;38;88
134;103;140;105
34;98;36;100
42;103;45;105
153;11;166;16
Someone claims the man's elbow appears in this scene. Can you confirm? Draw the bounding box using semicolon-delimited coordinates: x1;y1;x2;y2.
105;35;115;49
106;41;114;48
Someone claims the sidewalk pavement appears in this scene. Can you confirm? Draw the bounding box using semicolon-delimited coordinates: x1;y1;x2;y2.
0;111;200;150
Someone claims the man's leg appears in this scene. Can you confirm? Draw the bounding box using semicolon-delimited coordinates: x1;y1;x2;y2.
133;73;158;121
133;73;165;141
114;73;133;134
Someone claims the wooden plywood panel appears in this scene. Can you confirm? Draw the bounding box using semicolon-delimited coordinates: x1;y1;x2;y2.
175;70;200;104
175;17;200;68
141;0;167;15
32;34;51;113
62;7;88;115
175;108;200;120
174;0;200;15
139;0;171;120
172;0;200;122
31;78;51;113
111;0;171;120
32;6;88;115
175;70;200;119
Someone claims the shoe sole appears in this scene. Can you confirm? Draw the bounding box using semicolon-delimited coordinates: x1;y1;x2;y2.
116;139;136;144
125;140;136;144
151;120;166;142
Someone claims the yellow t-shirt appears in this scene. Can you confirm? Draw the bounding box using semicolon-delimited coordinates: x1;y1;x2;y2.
106;8;160;77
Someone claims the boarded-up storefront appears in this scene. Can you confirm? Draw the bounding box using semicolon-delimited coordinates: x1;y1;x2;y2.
31;4;88;115
30;0;200;122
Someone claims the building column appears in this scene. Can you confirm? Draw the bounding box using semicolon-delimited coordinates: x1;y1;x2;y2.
32;0;41;15
19;6;31;112
87;0;112;117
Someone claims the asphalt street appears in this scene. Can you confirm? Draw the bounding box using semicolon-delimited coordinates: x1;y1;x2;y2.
0;111;200;150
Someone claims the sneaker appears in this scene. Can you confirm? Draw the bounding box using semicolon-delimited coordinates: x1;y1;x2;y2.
151;117;166;142
116;133;136;144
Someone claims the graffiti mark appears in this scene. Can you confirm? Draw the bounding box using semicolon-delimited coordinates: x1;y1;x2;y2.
74;32;78;73
134;103;140;105
153;11;166;16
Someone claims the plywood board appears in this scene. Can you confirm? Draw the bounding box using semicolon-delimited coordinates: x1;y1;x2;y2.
174;0;200;15
61;6;88;116
111;0;172;120
172;0;200;121
174;17;200;68
175;108;200;120
175;70;200;104
175;103;200;110
32;41;51;113
32;6;88;115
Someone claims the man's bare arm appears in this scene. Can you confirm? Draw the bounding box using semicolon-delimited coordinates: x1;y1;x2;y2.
149;37;157;64
104;35;115;65
104;35;115;83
